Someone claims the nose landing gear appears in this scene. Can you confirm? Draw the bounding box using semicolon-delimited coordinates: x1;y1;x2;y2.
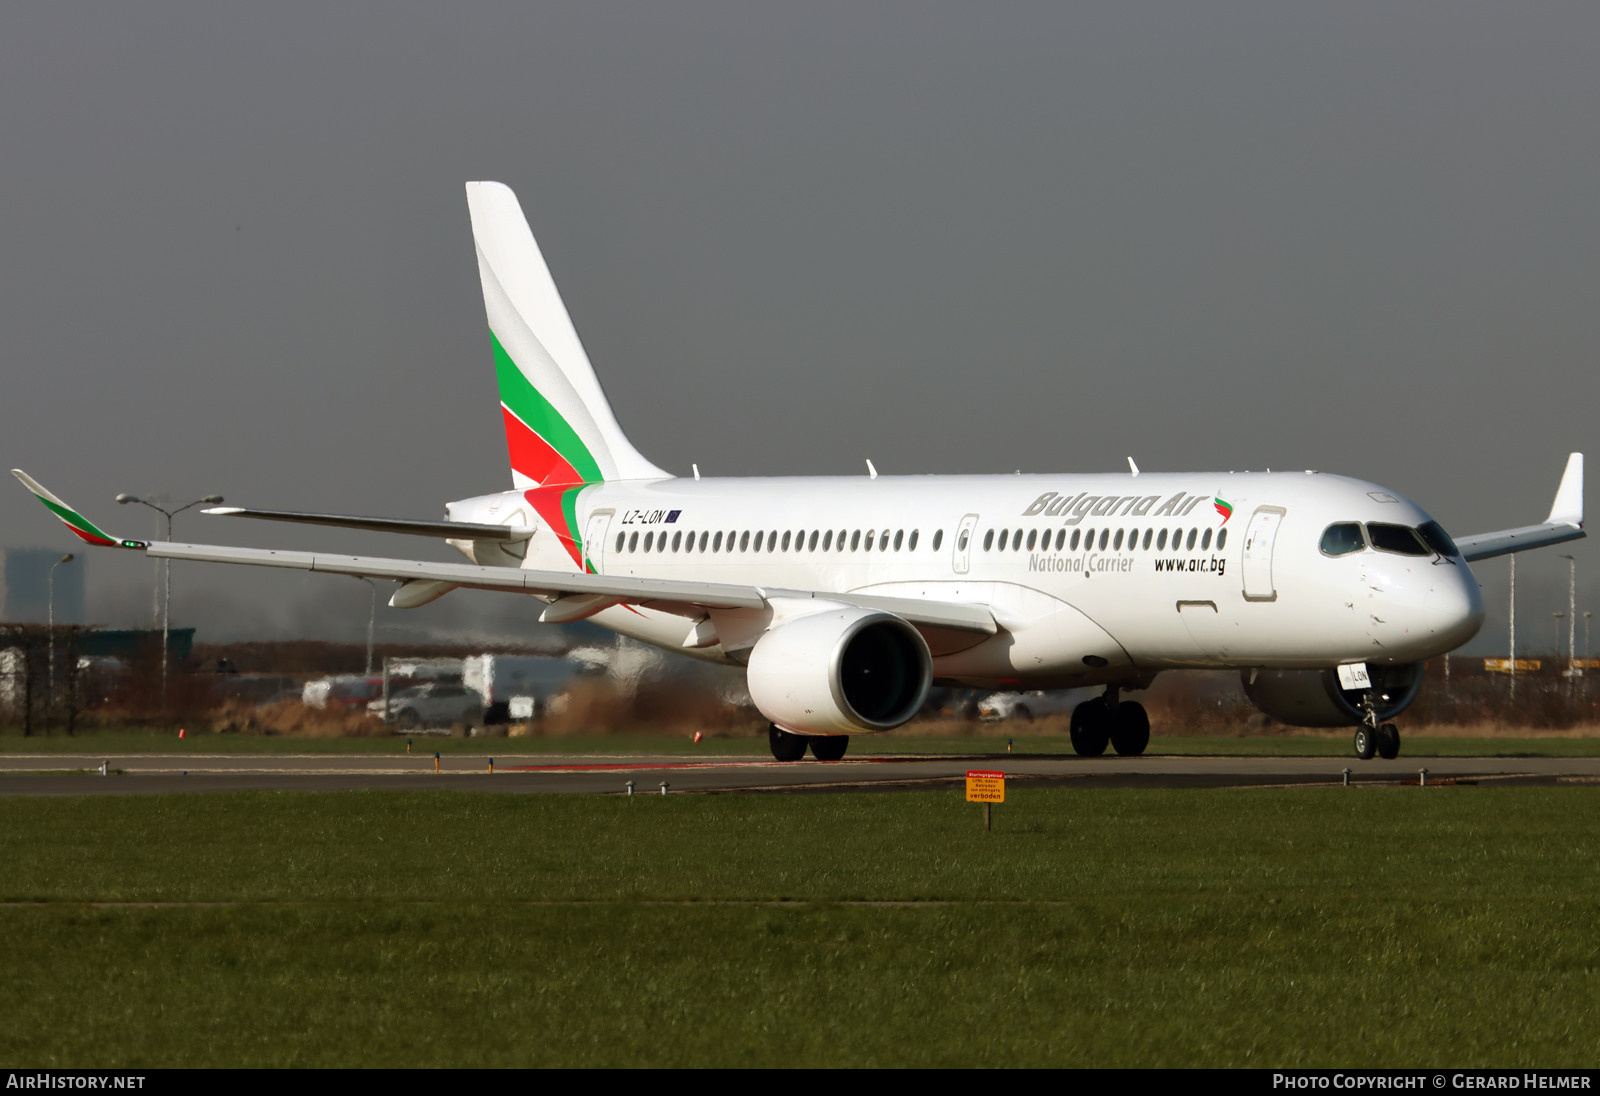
1352;691;1402;760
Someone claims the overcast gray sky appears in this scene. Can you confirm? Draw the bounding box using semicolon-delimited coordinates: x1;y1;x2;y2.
2;2;1596;655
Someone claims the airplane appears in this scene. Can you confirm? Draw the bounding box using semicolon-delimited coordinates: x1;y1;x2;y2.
13;181;1587;762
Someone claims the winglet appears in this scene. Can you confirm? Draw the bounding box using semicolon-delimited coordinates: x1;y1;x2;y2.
1546;452;1584;527
10;470;141;548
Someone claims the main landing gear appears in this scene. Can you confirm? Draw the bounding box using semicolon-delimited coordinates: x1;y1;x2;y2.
1070;689;1150;757
768;724;849;762
1352;690;1401;760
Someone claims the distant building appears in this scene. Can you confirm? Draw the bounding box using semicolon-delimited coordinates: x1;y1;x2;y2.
1;548;84;624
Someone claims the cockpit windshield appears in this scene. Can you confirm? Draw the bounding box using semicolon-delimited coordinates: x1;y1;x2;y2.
1367;523;1430;556
1320;522;1366;556
1416;520;1460;558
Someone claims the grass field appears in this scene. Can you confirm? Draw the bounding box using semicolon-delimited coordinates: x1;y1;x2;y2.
3;787;1598;1067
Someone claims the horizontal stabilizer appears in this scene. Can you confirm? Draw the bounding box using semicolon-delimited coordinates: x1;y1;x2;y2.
1457;453;1585;562
204;506;529;541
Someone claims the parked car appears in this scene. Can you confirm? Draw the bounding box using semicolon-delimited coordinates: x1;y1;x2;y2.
303;675;384;710
369;682;485;729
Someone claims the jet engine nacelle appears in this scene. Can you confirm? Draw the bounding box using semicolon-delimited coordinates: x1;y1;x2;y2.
746;606;932;735
1242;663;1426;727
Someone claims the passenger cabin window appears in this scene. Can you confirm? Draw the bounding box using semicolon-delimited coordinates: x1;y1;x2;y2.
809;530;820;551
1099;530;1110;551
1417;521;1458;557
1184;529;1196;551
1142;529;1152;550
997;530;1008;551
1156;529;1167;550
1026;530;1037;551
1071;530;1081;550
823;530;833;551
938;530;948;551
1319;522;1366;556
1367;523;1430;556
1201;529;1212;550
1216;529;1227;550
908;530;919;551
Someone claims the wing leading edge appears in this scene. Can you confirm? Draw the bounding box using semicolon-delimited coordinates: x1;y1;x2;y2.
12;470;997;640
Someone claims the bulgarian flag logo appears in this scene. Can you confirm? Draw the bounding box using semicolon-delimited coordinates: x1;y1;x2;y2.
1214;497;1234;524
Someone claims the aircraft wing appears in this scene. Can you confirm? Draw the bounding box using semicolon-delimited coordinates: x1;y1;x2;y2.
1455;452;1585;562
12;470;997;638
202;505;529;540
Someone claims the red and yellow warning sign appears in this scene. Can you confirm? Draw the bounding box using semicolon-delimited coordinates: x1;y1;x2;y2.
966;770;1005;803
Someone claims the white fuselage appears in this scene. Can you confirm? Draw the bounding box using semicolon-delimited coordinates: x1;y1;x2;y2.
448;470;1486;690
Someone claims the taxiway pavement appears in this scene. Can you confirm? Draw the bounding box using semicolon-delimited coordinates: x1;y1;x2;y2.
2;750;1597;796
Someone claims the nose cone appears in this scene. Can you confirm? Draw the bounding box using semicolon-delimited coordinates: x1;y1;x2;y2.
1423;567;1486;652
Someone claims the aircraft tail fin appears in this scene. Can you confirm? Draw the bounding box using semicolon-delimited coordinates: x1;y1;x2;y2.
466;181;669;488
1456;452;1585;562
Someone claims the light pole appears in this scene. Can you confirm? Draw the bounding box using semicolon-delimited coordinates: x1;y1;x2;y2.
115;492;223;699
48;553;74;713
1509;555;1517;701
1560;555;1577;671
353;576;377;676
1554;611;1566;658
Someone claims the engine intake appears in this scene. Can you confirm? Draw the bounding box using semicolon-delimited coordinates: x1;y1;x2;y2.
746;607;932;735
1242;663;1426;727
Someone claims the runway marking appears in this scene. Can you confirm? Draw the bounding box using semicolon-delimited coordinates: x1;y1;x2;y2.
0;899;1082;909
499;759;894;773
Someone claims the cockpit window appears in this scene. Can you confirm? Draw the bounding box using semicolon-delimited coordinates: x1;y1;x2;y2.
1417;521;1459;558
1367;522;1430;556
1320;522;1366;556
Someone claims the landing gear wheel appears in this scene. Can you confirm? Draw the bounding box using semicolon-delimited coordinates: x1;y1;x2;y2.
809;735;849;761
1376;722;1401;760
1353;725;1377;760
768;724;808;762
1069;699;1110;757
1110;701;1150;757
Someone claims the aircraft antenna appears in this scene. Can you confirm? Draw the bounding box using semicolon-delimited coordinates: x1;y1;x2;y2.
866;459;878;480
1128;457;1140;477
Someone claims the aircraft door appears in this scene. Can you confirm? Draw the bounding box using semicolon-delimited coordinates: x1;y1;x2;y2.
1241;506;1285;602
953;514;979;574
582;509;614;573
